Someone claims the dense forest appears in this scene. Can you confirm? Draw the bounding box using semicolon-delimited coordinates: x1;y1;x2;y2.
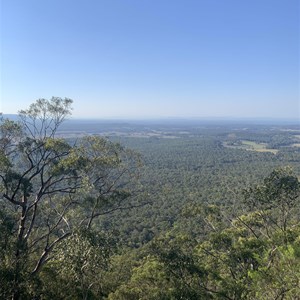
1;98;300;299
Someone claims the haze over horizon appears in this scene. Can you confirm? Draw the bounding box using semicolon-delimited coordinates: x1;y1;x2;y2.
1;0;299;120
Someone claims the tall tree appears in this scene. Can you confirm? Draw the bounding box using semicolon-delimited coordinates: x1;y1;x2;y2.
0;98;141;299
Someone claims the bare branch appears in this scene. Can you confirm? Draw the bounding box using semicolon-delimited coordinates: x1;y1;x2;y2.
2;193;25;207
31;232;71;275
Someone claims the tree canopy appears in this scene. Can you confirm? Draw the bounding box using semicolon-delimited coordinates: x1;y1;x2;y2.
1;98;300;299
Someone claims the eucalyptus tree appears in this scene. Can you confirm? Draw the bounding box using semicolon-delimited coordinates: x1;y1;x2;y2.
0;98;141;299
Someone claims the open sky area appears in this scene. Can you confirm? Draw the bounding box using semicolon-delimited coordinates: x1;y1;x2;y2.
1;0;299;120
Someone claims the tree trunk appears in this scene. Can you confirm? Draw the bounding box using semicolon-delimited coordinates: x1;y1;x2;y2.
12;202;28;300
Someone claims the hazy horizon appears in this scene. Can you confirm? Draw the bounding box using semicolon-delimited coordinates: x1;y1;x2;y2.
2;113;299;126
1;0;299;120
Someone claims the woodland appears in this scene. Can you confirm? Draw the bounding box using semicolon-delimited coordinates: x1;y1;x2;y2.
1;98;300;299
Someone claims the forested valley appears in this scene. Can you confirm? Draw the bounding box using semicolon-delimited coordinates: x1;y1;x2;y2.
1;98;300;299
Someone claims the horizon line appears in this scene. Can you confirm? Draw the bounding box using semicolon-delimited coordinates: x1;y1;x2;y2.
2;113;299;124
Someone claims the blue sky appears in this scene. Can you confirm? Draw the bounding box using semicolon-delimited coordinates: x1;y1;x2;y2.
1;0;299;119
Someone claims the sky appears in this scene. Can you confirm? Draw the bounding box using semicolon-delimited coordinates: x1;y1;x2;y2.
0;0;299;120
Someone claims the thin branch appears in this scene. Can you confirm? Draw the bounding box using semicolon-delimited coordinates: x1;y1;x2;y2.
235;216;260;239
31;232;71;275
2;193;25;207
82;201;151;227
24;202;37;240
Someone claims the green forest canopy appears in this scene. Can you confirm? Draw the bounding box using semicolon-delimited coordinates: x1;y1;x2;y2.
1;98;300;299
